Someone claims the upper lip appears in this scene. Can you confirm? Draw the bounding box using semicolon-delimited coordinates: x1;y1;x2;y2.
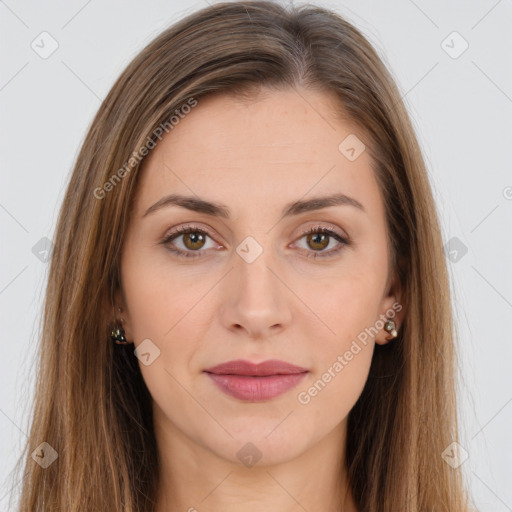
203;359;309;376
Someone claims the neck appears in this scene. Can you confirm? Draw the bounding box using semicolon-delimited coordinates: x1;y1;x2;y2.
153;408;358;512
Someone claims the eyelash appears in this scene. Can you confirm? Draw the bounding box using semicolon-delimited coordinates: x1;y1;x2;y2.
160;224;349;260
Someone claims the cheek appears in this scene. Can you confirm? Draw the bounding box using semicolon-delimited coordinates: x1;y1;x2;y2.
296;278;377;419
122;246;205;340
121;250;214;382
300;266;382;408
296;343;373;433
310;267;384;342
124;273;172;341
120;255;207;417
311;287;376;393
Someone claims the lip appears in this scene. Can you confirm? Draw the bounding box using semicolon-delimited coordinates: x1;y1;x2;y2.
203;359;309;402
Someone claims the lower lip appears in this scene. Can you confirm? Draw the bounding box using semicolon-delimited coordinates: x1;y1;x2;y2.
205;372;308;402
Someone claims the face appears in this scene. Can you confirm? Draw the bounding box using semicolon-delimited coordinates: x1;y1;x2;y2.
116;87;403;466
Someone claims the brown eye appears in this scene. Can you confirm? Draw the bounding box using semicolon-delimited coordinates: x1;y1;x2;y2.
162;224;348;260
306;232;330;251
295;226;349;259
182;231;206;250
162;225;218;258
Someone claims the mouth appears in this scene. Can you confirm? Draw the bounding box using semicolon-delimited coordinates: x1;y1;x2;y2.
203;359;309;402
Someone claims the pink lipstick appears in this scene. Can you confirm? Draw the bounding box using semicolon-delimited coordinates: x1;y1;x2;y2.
203;359;309;402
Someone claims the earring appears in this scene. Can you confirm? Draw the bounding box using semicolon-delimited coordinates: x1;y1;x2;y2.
383;318;398;340
111;324;129;345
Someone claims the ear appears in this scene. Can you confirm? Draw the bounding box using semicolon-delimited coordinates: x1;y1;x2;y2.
375;272;405;346
112;287;134;343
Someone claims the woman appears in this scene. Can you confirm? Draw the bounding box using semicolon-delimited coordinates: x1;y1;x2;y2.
14;1;475;510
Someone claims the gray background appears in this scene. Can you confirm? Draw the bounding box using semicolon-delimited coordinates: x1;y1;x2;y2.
1;0;511;510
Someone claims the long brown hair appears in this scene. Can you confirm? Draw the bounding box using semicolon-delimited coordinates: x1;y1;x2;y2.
12;1;474;510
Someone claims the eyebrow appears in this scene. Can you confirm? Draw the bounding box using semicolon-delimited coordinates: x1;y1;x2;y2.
142;192;365;219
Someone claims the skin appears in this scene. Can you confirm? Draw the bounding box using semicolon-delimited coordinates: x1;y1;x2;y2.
114;86;404;512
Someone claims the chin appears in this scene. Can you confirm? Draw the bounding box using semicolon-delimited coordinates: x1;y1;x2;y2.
200;419;315;467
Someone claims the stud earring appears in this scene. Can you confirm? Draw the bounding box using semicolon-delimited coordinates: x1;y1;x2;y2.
111;324;129;345
383;318;398;340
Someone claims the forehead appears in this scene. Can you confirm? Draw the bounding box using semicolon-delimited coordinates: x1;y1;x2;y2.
134;87;383;219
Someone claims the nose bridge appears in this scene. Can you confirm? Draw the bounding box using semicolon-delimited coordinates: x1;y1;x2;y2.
235;240;279;308
223;235;291;336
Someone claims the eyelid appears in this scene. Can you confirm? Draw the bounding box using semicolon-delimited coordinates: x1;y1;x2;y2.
291;221;348;241
162;222;225;245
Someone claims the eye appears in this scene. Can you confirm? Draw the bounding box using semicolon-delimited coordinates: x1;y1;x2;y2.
293;226;349;259
161;225;219;259
160;224;349;259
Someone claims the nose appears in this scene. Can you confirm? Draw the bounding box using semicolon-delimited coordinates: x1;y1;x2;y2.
219;246;293;340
